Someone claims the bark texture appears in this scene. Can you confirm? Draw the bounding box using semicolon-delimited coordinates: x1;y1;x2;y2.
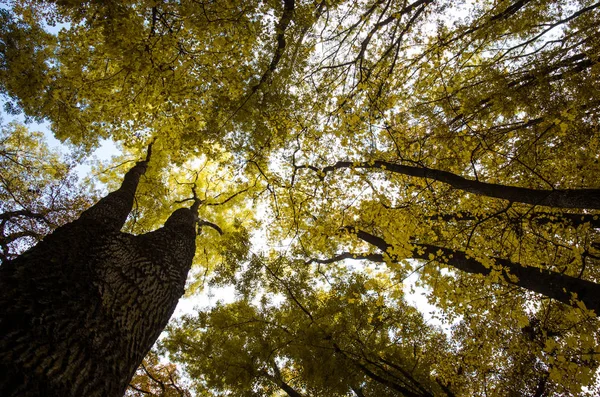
0;158;198;397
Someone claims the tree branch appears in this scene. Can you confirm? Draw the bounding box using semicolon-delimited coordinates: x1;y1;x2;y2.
300;160;600;209
332;341;427;397
206;186;251;206
127;383;152;395
306;252;385;265
253;0;295;91
342;227;600;315
197;220;223;235
0;210;47;221
423;210;600;229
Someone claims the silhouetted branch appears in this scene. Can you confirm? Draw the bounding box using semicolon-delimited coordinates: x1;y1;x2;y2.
341;227;600;314
198;220;223;235
298;160;600;209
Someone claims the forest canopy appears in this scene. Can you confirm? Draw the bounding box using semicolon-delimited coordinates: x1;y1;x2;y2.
1;0;600;395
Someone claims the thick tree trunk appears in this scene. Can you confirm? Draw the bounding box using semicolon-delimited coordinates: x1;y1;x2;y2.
0;156;198;396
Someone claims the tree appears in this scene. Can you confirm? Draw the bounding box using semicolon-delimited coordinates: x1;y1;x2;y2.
2;0;600;395
164;252;598;396
163;265;451;397
0;121;92;261
126;350;192;397
0;7;54;117
0;143;201;396
262;0;600;393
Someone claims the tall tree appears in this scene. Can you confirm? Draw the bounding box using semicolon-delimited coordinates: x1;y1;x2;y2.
0;144;201;396
2;0;600;395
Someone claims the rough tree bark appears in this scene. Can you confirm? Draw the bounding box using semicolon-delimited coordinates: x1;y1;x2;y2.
0;147;199;397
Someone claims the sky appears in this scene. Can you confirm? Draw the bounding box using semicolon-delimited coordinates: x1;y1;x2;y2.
0;110;118;179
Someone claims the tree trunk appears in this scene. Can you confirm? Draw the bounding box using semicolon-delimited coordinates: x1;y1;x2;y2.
0;155;198;396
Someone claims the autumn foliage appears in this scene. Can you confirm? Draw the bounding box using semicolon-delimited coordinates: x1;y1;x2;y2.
2;0;600;395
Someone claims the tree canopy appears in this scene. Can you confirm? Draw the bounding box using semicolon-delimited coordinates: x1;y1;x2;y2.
0;120;92;261
2;0;600;395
